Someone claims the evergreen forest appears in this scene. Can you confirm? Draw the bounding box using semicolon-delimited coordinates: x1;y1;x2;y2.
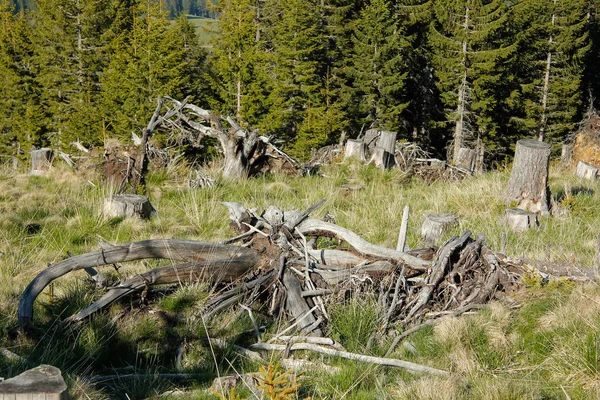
1;0;599;163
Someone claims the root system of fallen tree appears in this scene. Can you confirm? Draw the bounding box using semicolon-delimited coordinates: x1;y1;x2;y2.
17;200;595;375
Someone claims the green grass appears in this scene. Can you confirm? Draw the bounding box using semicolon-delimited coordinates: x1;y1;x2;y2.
186;16;218;46
1;160;600;398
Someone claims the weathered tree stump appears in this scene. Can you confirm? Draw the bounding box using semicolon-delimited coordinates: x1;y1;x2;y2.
30;148;53;176
575;161;599;180
421;214;459;245
0;364;67;400
455;147;476;171
504;208;538;232
368;131;396;169
503;139;552;215
344;139;366;161
561;142;573;168
103;194;154;219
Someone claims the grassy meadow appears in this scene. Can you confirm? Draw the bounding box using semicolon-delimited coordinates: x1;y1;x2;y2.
0;158;600;399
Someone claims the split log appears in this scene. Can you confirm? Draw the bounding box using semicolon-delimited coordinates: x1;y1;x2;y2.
421;214;458;246
18;240;260;329
248;342;449;376
575;161;599;180
103;194;155;219
0;364;67;400
503;139;551;215
30;148;53;176
455;147;476;171
297;218;429;272
344;139;366;161
283;270;322;336
504;208;538;232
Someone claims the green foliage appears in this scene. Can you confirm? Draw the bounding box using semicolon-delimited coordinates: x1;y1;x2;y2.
329;296;380;353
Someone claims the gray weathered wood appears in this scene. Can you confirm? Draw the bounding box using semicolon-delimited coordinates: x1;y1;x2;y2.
283;270;322;336
504;139;551;215
18;240;259;329
575;161;599;180
396;205;410;252
30;148;53;176
297;218;429;272
421;214;458;246
455;147;476;171
561;142;573;168
103;194;154;219
504;208;538;232
0;365;67;400
344;139;366;161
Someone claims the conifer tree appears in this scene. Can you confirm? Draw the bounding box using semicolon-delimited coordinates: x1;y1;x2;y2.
343;0;410;132
430;0;513;161
0;0;45;156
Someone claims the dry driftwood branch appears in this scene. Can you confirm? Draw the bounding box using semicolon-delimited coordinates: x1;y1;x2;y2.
248;342;449;376
18;240;259;329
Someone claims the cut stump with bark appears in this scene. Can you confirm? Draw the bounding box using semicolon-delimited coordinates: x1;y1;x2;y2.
575;161;599;180
421;214;458;245
0;364;67;400
503;139;551;215
103;194;155;219
344;139;366;161
30;148;53;176
504;208;538;232
368;131;397;169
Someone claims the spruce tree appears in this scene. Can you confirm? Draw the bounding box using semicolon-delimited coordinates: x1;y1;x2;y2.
430;0;515;161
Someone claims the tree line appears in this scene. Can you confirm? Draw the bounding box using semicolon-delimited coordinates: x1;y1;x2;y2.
0;0;598;163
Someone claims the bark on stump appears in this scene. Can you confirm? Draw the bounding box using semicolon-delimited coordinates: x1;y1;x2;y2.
455;147;476;171
103;194;154;219
0;364;68;400
30;148;53;176
344;139;366;161
368;131;396;169
503;139;552;215
504;208;538;232
421;214;459;245
575;161;599;180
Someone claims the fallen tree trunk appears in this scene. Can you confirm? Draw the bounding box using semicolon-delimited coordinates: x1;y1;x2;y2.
18;240;259;329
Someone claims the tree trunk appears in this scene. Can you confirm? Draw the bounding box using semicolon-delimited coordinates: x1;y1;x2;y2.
30;148;53;175
103;194;155;219
421;214;459;246
504;208;538;232
575;161;598;180
455;147;476;171
503;139;552;215
344;139;366;161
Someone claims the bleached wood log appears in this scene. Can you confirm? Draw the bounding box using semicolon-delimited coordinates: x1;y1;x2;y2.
0;365;67;400
504;208;538;232
503;139;551;215
248;342;449;376
344;139;366;161
575;161;599;180
18;240;259;328
30;148;53;176
396;205;410;252
421;214;458;246
103;194;155;219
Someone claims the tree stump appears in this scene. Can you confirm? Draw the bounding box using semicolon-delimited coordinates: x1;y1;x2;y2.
455;147;476;171
30;148;53;176
504;208;538;232
344;139;366;161
575;161;598;180
561;142;573;168
503;139;552;215
103;194;154;219
368;131;396;169
0;364;68;400
363;129;380;153
421;214;459;245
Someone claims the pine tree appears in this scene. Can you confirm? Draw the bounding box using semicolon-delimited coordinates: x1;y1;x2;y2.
430;0;514;161
0;0;45;157
32;0;113;149
343;0;410;133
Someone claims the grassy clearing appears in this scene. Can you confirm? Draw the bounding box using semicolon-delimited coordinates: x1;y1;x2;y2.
186;16;218;46
0;160;600;398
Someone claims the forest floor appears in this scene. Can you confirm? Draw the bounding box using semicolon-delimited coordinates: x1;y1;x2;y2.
0;159;599;399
